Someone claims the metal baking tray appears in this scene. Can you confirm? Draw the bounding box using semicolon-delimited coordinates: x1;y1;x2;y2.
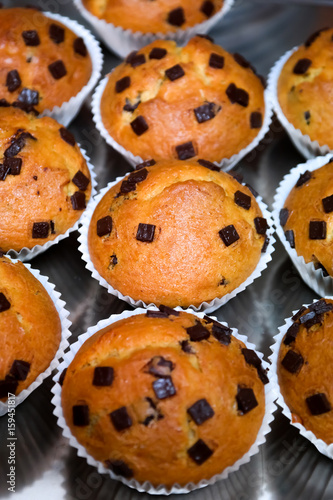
1;1;333;499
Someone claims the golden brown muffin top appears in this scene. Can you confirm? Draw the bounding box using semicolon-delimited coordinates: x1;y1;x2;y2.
88;159;269;308
280;162;333;276
0;8;92;113
0;107;92;252
0;255;61;401
101;36;265;162
278;298;333;445
278;27;333;149
82;0;223;33
61;311;267;487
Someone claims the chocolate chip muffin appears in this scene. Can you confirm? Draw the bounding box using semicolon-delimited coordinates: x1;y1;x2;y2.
81;0;224;34
99;36;266;163
277;298;333;445
60;310;267;487
0;255;61;402
279;161;333;277
87;159;269;308
0;107;92;253
278;28;333;149
0;7;92;114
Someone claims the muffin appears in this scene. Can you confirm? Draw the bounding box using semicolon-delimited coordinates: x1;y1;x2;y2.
96;36;266;164
60;310;267;488
0;7;92;114
277;298;333;446
0;255;61;402
0;107;92;254
86;159;270;308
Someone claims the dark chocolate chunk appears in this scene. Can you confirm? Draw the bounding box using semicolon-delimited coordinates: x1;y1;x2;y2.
236;386;258;414
211;323;232;345
281;350;304;374
73;37;88;57
209;53;224;69
146;310;169;319
145;356;175;378
167;7;185;26
299;311;315;324
50;220;55;234
105;460;133;478
165;64;185;81
0;378;18;399
123;98;140;112
196;34;214;43
93;366;114;386
292;306;307;322
180;339;194;353
322;194;333;213
304;110;311;124
186;320;210;342
59;368;67;386
18;87;39;106
71;191;86;210
48;60;67;80
309;299;333;315
73;405;90;426
135;159;156;170
250;111;263;129
234;190;251;210
230;171;243;184
197;159;219;171
159;304;180;316
296;170;312;187
219;224;240;246
110;254;117;267
226;83;249;107
22;30;40;46
32;221;49;239
149;47;167;60
115;76;131;93
129;53;146;68
187;439;213;465
6;70;21;92
293;58;312;75
153;376;176;399
120;179;136;194
0;99;10;107
72;171;90;191
304;313;322;330
4;136;26;158
234;52;253;69
254;217;268;235
201;0;215;17
242;348;261;368
176;141;196;160
0;293;11;312
188;399;214;425
194;102;220;123
97;216;112;237
125;51;138;64
245;183;259;198
110;406;132;431
279;208;289;227
59;127;76;146
130;115;149;136
314;261;329;277
0;165;11;181
305;28;328;47
309;220;326;240
306;393;331;415
49;23;65;44
257;365;269;385
261;235;269;253
4;157;22;175
128;168;148;184
136;223;156;242
9;360;30;381
285;229;295;248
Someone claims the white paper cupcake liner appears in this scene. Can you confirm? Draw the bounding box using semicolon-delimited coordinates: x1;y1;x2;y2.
51;307;276;495
78;175;275;313
267;47;332;160
73;0;234;59
4;146;97;263
0;258;71;416
92;74;273;172
269;300;333;459
272;153;333;297
38;11;103;127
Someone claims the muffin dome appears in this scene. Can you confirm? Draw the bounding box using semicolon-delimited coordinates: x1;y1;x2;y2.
0;255;61;401
99;36;265;163
61;311;267;487
0;107;92;252
87;159;269;308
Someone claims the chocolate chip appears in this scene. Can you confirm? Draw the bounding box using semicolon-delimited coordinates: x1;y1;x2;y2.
254;217;268;235
167;7;185;26
9;360;30;381
146;310;169;318
0;293;10;312
4;136;25;158
261;235;269;253
109;254;117;268
49;23;65;44
149;47;167;60
304;110;311;124
230;171;244;184
123;98;140;112
115;76;131;93
125;51;138;64
257;365;269;385
73;37;87;57
304;313;322;330
175;141;196;160
322;194;333;213
209;53;224;69
309;299;333;315
120;179;136;194
72;171;90;191
306;393;331;415
59;127;76;146
201;0;215;17
48;60;67;80
299;311;315;324
188;399;214;425
250;111;263;129
219;224;240;246
180;340;194;353
135;159;156;170
93;366;114;386
197;159;219;171
226;83;249;107
305;28;328;47
32;221;49;239
242;348;261;368
145;356;175;378
71;191;86;210
0;99;10;107
281;350;304;374
293;58;312;75
6;70;21;92
236;386;258;414
165;64;185;81
309;220;326;239
153;376;176;399
110;406;132;431
186;320;210;342
245;183;258;198
73;405;90;426
105;460;133;478
22;30;40;46
128;168;148;184
97;216;112;237
211;323;232;345
130;116;149;136
0;165;10;181
136;223;155;242
296;170;312;187
59;368;67;386
279;208;289;227
194;102;220;123
4;158;22;175
0;378;18;399
314;261;329;277
285;229;295;248
129;53;145;68
284;322;300;345
292;306;307;322
187;439;213;465
159;304;180;316
234;190;251;210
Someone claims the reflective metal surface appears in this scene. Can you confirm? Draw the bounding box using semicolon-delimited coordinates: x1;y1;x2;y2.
1;1;333;499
